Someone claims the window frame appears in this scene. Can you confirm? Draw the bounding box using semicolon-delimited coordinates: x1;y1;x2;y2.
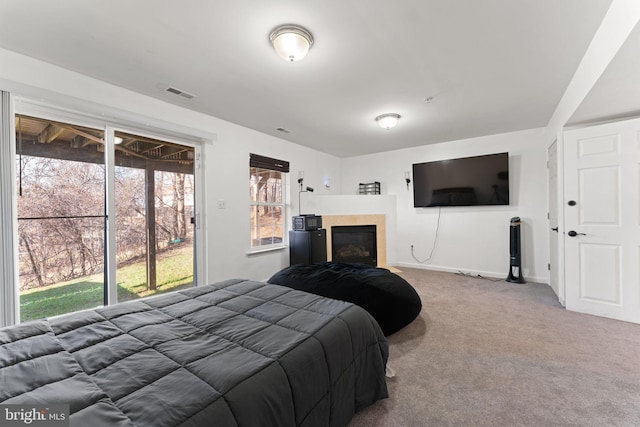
0;91;19;327
249;154;289;253
1;95;208;325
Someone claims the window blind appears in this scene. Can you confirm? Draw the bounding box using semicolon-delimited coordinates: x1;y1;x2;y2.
250;153;290;173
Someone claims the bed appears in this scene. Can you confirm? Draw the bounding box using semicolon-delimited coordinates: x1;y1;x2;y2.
0;279;388;426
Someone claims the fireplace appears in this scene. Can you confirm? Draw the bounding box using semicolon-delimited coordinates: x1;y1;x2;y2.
331;225;377;267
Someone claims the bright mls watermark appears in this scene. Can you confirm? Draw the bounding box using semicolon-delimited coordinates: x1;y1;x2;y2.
0;405;69;426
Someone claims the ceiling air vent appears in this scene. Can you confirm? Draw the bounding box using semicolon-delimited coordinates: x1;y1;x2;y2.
165;86;196;100
276;127;292;134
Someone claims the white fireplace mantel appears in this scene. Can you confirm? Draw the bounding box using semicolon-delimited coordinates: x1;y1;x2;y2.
304;194;397;267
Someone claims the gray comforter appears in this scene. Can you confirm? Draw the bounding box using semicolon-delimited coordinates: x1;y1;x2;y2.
0;279;388;426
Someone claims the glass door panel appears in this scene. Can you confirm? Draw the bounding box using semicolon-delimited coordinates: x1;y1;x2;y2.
114;131;195;302
15;115;106;321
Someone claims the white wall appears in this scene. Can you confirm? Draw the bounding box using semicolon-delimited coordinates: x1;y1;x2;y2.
0;48;342;283
0;47;549;286
341;128;549;283
201;125;340;282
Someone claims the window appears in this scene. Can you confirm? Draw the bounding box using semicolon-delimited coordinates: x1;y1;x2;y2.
249;154;289;249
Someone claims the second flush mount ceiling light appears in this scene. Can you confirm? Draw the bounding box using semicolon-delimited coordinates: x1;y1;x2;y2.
376;113;401;129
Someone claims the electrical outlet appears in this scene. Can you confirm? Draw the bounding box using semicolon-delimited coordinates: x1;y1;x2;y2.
217;199;226;209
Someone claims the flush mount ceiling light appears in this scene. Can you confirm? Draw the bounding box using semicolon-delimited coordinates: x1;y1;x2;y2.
376;113;401;129
269;24;314;62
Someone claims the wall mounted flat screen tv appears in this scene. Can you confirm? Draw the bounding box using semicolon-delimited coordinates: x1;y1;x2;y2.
412;152;509;207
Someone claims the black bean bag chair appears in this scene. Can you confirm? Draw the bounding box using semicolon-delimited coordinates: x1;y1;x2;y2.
268;262;422;336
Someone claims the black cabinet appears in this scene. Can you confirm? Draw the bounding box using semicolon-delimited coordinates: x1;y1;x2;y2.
289;229;327;265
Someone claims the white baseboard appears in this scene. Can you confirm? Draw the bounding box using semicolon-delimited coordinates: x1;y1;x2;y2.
394;262;548;285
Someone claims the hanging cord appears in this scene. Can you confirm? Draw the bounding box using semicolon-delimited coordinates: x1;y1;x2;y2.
18;115;23;196
411;206;441;263
455;270;504;282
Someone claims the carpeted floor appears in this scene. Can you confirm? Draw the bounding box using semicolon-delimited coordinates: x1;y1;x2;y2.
349;268;640;427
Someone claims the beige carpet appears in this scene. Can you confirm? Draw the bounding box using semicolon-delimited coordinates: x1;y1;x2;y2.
349;268;640;426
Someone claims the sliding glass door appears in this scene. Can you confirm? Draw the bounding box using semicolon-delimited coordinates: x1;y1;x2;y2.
16;115;107;321
113;130;195;302
14;114;199;322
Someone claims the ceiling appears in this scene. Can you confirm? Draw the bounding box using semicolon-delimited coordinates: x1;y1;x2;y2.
1;0;635;158
567;18;640;126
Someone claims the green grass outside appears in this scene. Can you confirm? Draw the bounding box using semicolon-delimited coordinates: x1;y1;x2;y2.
19;249;194;322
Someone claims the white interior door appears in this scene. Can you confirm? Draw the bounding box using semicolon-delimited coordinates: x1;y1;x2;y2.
563;118;640;324
548;141;561;300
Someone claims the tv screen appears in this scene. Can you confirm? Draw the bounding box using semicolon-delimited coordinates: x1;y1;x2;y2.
412;152;509;207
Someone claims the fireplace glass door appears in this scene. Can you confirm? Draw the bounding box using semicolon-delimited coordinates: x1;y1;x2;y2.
331;225;377;267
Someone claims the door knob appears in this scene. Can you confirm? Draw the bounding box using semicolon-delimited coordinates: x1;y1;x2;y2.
551;227;558;232
567;230;586;237
568;200;577;206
